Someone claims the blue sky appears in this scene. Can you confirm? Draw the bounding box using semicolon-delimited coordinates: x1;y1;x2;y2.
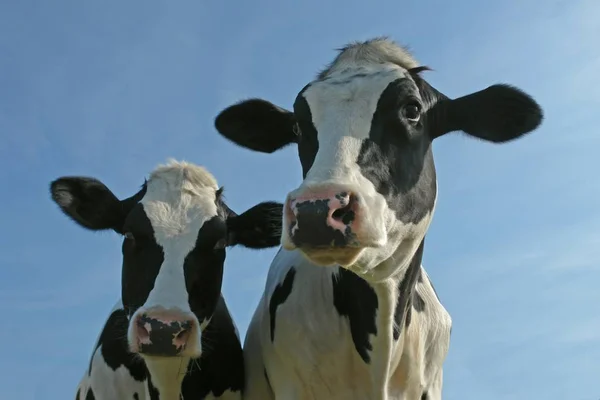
1;0;599;398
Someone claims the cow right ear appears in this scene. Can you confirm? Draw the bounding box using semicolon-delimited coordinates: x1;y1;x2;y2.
214;98;298;154
226;201;283;249
50;177;145;234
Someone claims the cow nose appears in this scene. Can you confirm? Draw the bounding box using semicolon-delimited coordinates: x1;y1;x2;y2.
286;189;358;247
133;312;193;356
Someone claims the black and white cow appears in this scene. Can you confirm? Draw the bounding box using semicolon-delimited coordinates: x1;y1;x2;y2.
49;160;283;400
214;38;544;399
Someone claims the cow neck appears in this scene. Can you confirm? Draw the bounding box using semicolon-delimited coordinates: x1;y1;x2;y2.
360;239;425;393
144;356;191;400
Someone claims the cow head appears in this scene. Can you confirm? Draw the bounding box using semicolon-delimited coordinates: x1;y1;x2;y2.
214;38;543;278
50;160;282;358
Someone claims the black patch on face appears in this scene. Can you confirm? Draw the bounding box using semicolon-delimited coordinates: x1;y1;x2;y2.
357;77;437;224
121;205;164;317
181;296;244;397
393;241;425;340
85;388;95;400
90;308;146;381
269;267;296;342
332;268;378;363
293;90;319;178
291;199;350;248
421;391;428;400
184;216;228;325
133;394;139;400
137;315;191;356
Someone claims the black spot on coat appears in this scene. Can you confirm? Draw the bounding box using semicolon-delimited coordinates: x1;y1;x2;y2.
269;268;297;342
92;308;146;381
332;268;378;363
394;241;425;339
181;296;245;398
147;374;160;400
358;78;438;226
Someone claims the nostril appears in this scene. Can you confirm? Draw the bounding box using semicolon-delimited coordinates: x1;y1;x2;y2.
175;329;191;343
173;323;192;348
331;192;356;225
332;203;355;224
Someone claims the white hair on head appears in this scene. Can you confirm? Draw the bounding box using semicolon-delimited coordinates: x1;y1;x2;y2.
148;158;219;198
318;36;420;79
141;159;222;240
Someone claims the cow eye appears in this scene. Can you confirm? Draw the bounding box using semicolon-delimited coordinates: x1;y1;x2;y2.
124;232;135;241
213;238;227;250
403;103;421;122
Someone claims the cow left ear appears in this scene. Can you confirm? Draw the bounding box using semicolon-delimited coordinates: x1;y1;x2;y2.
50;176;146;234
226;201;283;249
433;84;543;143
215;99;298;154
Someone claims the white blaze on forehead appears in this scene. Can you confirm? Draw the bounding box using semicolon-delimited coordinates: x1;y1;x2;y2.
300;66;411;186
140;159;220;314
142;159;219;238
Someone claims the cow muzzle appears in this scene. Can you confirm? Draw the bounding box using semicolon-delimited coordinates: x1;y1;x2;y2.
130;308;199;357
283;185;384;266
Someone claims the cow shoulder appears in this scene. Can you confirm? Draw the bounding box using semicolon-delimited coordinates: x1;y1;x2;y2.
181;295;244;399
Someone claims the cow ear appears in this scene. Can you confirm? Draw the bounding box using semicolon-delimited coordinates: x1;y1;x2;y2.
226;201;283;249
50;177;146;234
433;84;543;143
215;99;298;153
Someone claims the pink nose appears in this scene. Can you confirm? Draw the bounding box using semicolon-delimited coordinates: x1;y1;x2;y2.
132;312;194;356
286;190;359;247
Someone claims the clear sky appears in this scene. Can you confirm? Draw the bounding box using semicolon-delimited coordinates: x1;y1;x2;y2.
1;0;599;399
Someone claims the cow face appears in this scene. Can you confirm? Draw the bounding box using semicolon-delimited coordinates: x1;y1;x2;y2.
50;160;282;358
214;38;543;276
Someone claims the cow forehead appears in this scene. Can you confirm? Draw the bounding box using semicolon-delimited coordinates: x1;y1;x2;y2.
139;161;220;244
140;194;218;245
300;65;414;127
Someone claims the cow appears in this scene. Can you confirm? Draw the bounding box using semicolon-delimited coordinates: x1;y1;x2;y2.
213;37;544;399
49;159;284;400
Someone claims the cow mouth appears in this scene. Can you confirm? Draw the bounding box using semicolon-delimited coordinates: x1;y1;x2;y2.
296;246;364;267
